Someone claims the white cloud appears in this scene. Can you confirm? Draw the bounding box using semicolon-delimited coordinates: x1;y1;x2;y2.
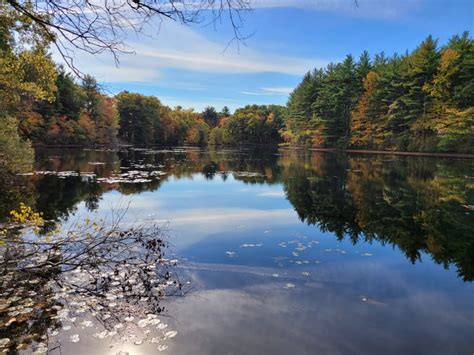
257;191;286;197
240;91;273;96
53;19;326;82
240;87;293;96
261;87;294;95
82;63;159;83
250;0;420;19
141;207;297;249
132;43;321;76
164;207;292;224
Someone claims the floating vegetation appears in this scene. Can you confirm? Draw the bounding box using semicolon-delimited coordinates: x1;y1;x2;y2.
240;243;263;248
131;163;166;170
231;171;266;178
96;169;166;184
295;244;307;251
0;206;185;354
165;330;178;338
17;170;96;178
16;160;168;186
158;344;169;352
141;148;190;154
359;295;385;306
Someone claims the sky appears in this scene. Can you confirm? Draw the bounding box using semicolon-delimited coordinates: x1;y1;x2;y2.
63;0;474;112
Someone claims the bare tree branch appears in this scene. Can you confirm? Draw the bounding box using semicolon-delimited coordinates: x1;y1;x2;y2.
4;0;252;76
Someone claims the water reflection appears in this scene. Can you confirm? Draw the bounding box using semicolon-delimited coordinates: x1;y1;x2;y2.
280;153;474;281
1;147;474;354
1;147;472;281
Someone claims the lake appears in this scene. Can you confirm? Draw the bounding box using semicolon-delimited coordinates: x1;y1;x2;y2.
1;147;473;355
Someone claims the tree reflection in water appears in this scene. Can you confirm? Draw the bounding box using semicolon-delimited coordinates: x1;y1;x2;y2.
278;153;474;281
0;208;184;354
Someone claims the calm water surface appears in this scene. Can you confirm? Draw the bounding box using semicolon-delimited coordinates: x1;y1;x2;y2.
1;147;473;355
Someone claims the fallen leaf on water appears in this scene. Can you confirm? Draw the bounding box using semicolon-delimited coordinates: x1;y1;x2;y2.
165;330;177;338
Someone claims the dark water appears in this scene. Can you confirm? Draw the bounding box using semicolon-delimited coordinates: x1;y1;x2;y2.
1;147;473;354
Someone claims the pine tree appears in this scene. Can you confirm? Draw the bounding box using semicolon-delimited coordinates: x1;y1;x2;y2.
350;71;381;148
401;36;440;122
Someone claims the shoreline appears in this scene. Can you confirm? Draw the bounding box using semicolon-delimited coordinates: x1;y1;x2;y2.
306;148;474;159
32;144;474;159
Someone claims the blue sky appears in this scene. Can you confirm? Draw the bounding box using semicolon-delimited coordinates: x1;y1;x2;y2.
65;0;473;112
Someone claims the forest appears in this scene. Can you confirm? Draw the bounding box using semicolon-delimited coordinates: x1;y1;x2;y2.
285;33;474;153
1;0;473;178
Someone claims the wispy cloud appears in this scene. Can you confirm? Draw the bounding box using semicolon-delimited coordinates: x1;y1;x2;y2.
55;19;326;82
261;87;293;94
240;87;293;96
143;207;297;249
132;44;322;76
250;0;420;19
257;191;286;197
240;91;273;96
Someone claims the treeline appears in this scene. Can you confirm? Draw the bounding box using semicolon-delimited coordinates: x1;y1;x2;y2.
116;92;211;146
208;105;286;145
23;72;119;146
284;32;474;153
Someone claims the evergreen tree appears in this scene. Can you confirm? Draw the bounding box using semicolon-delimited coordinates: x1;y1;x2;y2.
116;92;161;146
282;32;473;153
202;106;219;128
